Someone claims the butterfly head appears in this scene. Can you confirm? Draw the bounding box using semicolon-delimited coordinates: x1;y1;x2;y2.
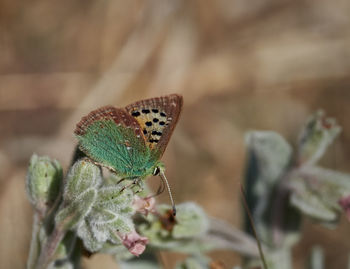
152;162;165;176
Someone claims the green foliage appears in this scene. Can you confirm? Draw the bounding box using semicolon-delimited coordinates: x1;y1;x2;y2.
243;111;350;269
55;188;97;230
245;131;292;187
138;202;210;253
244;131;297;248
55;159;101;230
77;186;135;252
172;203;209;239
289;111;350;223
289;166;350;222
26;154;63;214
63;158;102;203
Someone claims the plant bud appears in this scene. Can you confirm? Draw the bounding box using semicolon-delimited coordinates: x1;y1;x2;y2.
26;154;63;214
63;158;102;203
298;110;341;166
55;159;102;231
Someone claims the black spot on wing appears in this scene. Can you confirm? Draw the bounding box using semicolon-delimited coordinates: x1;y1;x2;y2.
151;131;162;136
159;121;165;126
152;109;159;113
145;121;152;126
153;118;159;123
142;109;150;114
131;111;140;117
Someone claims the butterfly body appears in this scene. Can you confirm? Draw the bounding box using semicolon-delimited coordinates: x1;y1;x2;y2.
74;94;182;181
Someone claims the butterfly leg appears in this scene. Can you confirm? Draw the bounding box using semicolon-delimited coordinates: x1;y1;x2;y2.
119;177;140;193
131;178;145;194
116;178;126;185
118;179;135;193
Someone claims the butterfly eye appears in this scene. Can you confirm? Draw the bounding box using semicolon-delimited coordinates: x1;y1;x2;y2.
153;167;160;176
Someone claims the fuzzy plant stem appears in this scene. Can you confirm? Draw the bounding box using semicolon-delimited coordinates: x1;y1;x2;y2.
308;246;324;269
240;185;268;269
28;191;64;269
269;248;293;269
27;213;42;269
36;225;66;269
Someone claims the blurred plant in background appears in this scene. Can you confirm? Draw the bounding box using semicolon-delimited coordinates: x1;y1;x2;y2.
244;110;350;269
25;110;350;269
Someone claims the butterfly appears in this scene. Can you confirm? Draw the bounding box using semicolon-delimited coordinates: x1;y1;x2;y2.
74;94;183;214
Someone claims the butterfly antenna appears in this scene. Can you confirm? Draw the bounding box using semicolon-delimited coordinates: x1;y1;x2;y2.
159;170;176;216
240;183;268;269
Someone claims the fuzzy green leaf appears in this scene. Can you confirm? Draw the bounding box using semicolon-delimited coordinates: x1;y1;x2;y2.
289;166;350;222
244;131;292;191
63;159;102;203
244;131;295;246
138;203;211;253
77;186;135;252
55;189;97;230
172;203;209;239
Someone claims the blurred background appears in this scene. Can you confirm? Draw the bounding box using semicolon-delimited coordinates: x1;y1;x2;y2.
1;0;350;268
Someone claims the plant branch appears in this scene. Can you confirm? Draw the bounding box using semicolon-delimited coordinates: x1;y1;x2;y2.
36;225;66;269
27;213;42;269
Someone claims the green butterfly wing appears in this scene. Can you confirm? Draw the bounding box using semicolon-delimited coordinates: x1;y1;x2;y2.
75;106;156;179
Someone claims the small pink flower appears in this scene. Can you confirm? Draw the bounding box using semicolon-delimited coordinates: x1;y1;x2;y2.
121;230;149;256
339;195;350;221
133;195;156;216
